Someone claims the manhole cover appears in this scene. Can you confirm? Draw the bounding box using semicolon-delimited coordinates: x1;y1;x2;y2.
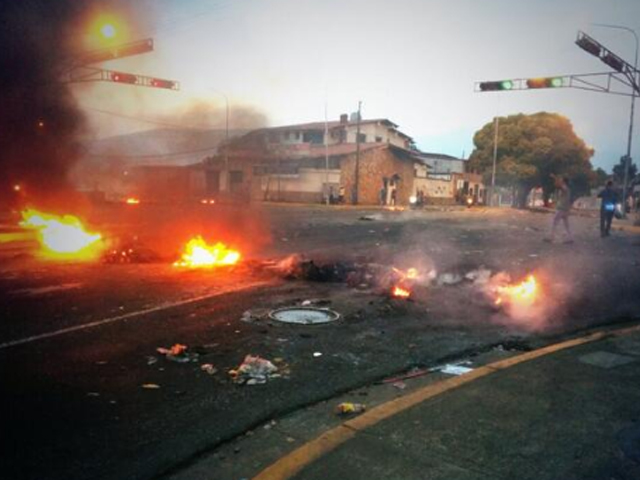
269;307;340;325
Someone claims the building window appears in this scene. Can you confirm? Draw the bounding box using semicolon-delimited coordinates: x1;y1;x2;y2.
230;171;243;184
375;136;383;142
303;131;324;144
357;133;367;143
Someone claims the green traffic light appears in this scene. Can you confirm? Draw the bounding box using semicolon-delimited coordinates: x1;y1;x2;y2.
500;80;514;90
550;77;563;88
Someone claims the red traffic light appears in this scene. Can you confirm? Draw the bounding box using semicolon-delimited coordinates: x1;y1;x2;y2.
111;72;137;84
526;77;563;89
150;78;175;89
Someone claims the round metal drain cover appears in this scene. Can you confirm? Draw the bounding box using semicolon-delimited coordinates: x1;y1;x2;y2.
269;307;340;325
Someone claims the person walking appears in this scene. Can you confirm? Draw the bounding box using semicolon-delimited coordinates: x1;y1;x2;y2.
597;180;618;237
545;175;574;244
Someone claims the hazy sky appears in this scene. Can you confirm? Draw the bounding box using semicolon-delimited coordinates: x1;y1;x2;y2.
76;0;640;171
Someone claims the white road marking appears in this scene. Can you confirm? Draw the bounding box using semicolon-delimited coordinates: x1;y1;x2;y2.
0;280;273;350
9;283;83;296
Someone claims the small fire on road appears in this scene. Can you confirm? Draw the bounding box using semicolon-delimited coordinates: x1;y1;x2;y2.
20;208;105;261
390;267;421;299
494;274;538;307
173;235;241;268
391;285;411;298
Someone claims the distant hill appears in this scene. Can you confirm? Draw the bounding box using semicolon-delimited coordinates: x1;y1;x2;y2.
83;128;250;166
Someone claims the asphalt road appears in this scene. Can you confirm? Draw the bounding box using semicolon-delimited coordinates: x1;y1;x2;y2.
1;204;639;480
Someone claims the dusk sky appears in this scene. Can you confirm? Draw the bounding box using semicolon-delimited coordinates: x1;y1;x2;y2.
76;0;640;171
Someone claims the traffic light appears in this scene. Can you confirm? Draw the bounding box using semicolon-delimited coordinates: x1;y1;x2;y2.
111;72;137;84
150;78;176;89
602;52;625;72
576;33;602;57
526;77;564;89
78;38;154;66
479;80;514;91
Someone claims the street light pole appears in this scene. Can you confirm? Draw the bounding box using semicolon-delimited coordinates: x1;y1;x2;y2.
491;116;499;206
592;24;638;216
209;89;230;194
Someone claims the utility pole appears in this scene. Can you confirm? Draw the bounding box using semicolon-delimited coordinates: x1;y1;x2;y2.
354;101;362;204
324;102;330;205
491;116;500;206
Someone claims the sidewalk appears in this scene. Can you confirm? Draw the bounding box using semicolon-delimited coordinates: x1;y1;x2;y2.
249;326;640;480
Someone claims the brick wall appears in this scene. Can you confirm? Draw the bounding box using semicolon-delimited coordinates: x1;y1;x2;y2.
340;147;415;205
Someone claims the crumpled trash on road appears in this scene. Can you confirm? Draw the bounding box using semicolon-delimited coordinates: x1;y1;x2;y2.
436;272;463;286
465;267;492;285
200;363;218;375
335;402;366;415
240;309;269;324
156;344;199;363
229;355;279;385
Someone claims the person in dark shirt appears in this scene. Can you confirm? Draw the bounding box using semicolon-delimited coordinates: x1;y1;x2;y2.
598;180;618;237
545;175;574;243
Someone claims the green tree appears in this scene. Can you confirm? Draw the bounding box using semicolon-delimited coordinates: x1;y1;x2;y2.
593;167;609;187
468;112;595;207
612;157;637;186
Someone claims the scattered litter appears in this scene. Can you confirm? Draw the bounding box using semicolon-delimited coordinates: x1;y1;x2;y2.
359;216;375;221
437;273;463;286
391;381;407;390
86;392;100;397
438;364;474;376
465;267;492;285
95;360;108;365
286;437;296;443
335;402;366;415
146;356;158;365
301;299;332;307
263;420;277;430
200;364;218;375
381;367;431;384
157;344;199;363
229;355;279;385
313;352;323;358
241;309;269;324
142;383;161;389
529;254;539;258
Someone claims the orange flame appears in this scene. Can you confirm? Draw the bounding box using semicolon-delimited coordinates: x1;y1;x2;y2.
20;208;105;261
125;197;140;205
495;275;538;307
174;235;241;268
392;285;411;298
393;267;419;281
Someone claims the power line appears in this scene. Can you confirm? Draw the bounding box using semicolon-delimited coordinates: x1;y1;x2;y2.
86;106;212;130
85;145;221;160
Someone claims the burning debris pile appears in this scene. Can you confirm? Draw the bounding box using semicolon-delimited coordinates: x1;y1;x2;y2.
269;255;435;300
269;255;557;329
19;208;106;261
173;236;241;269
102;236;161;264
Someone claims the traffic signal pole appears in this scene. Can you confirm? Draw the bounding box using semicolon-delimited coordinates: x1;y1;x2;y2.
62;38;180;91
476;29;640;215
622;30;637;216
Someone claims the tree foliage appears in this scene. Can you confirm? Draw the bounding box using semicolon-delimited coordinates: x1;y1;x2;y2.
612;157;637;185
467;112;595;207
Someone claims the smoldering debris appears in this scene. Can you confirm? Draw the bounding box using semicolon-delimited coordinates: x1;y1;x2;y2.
102;236;162;264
